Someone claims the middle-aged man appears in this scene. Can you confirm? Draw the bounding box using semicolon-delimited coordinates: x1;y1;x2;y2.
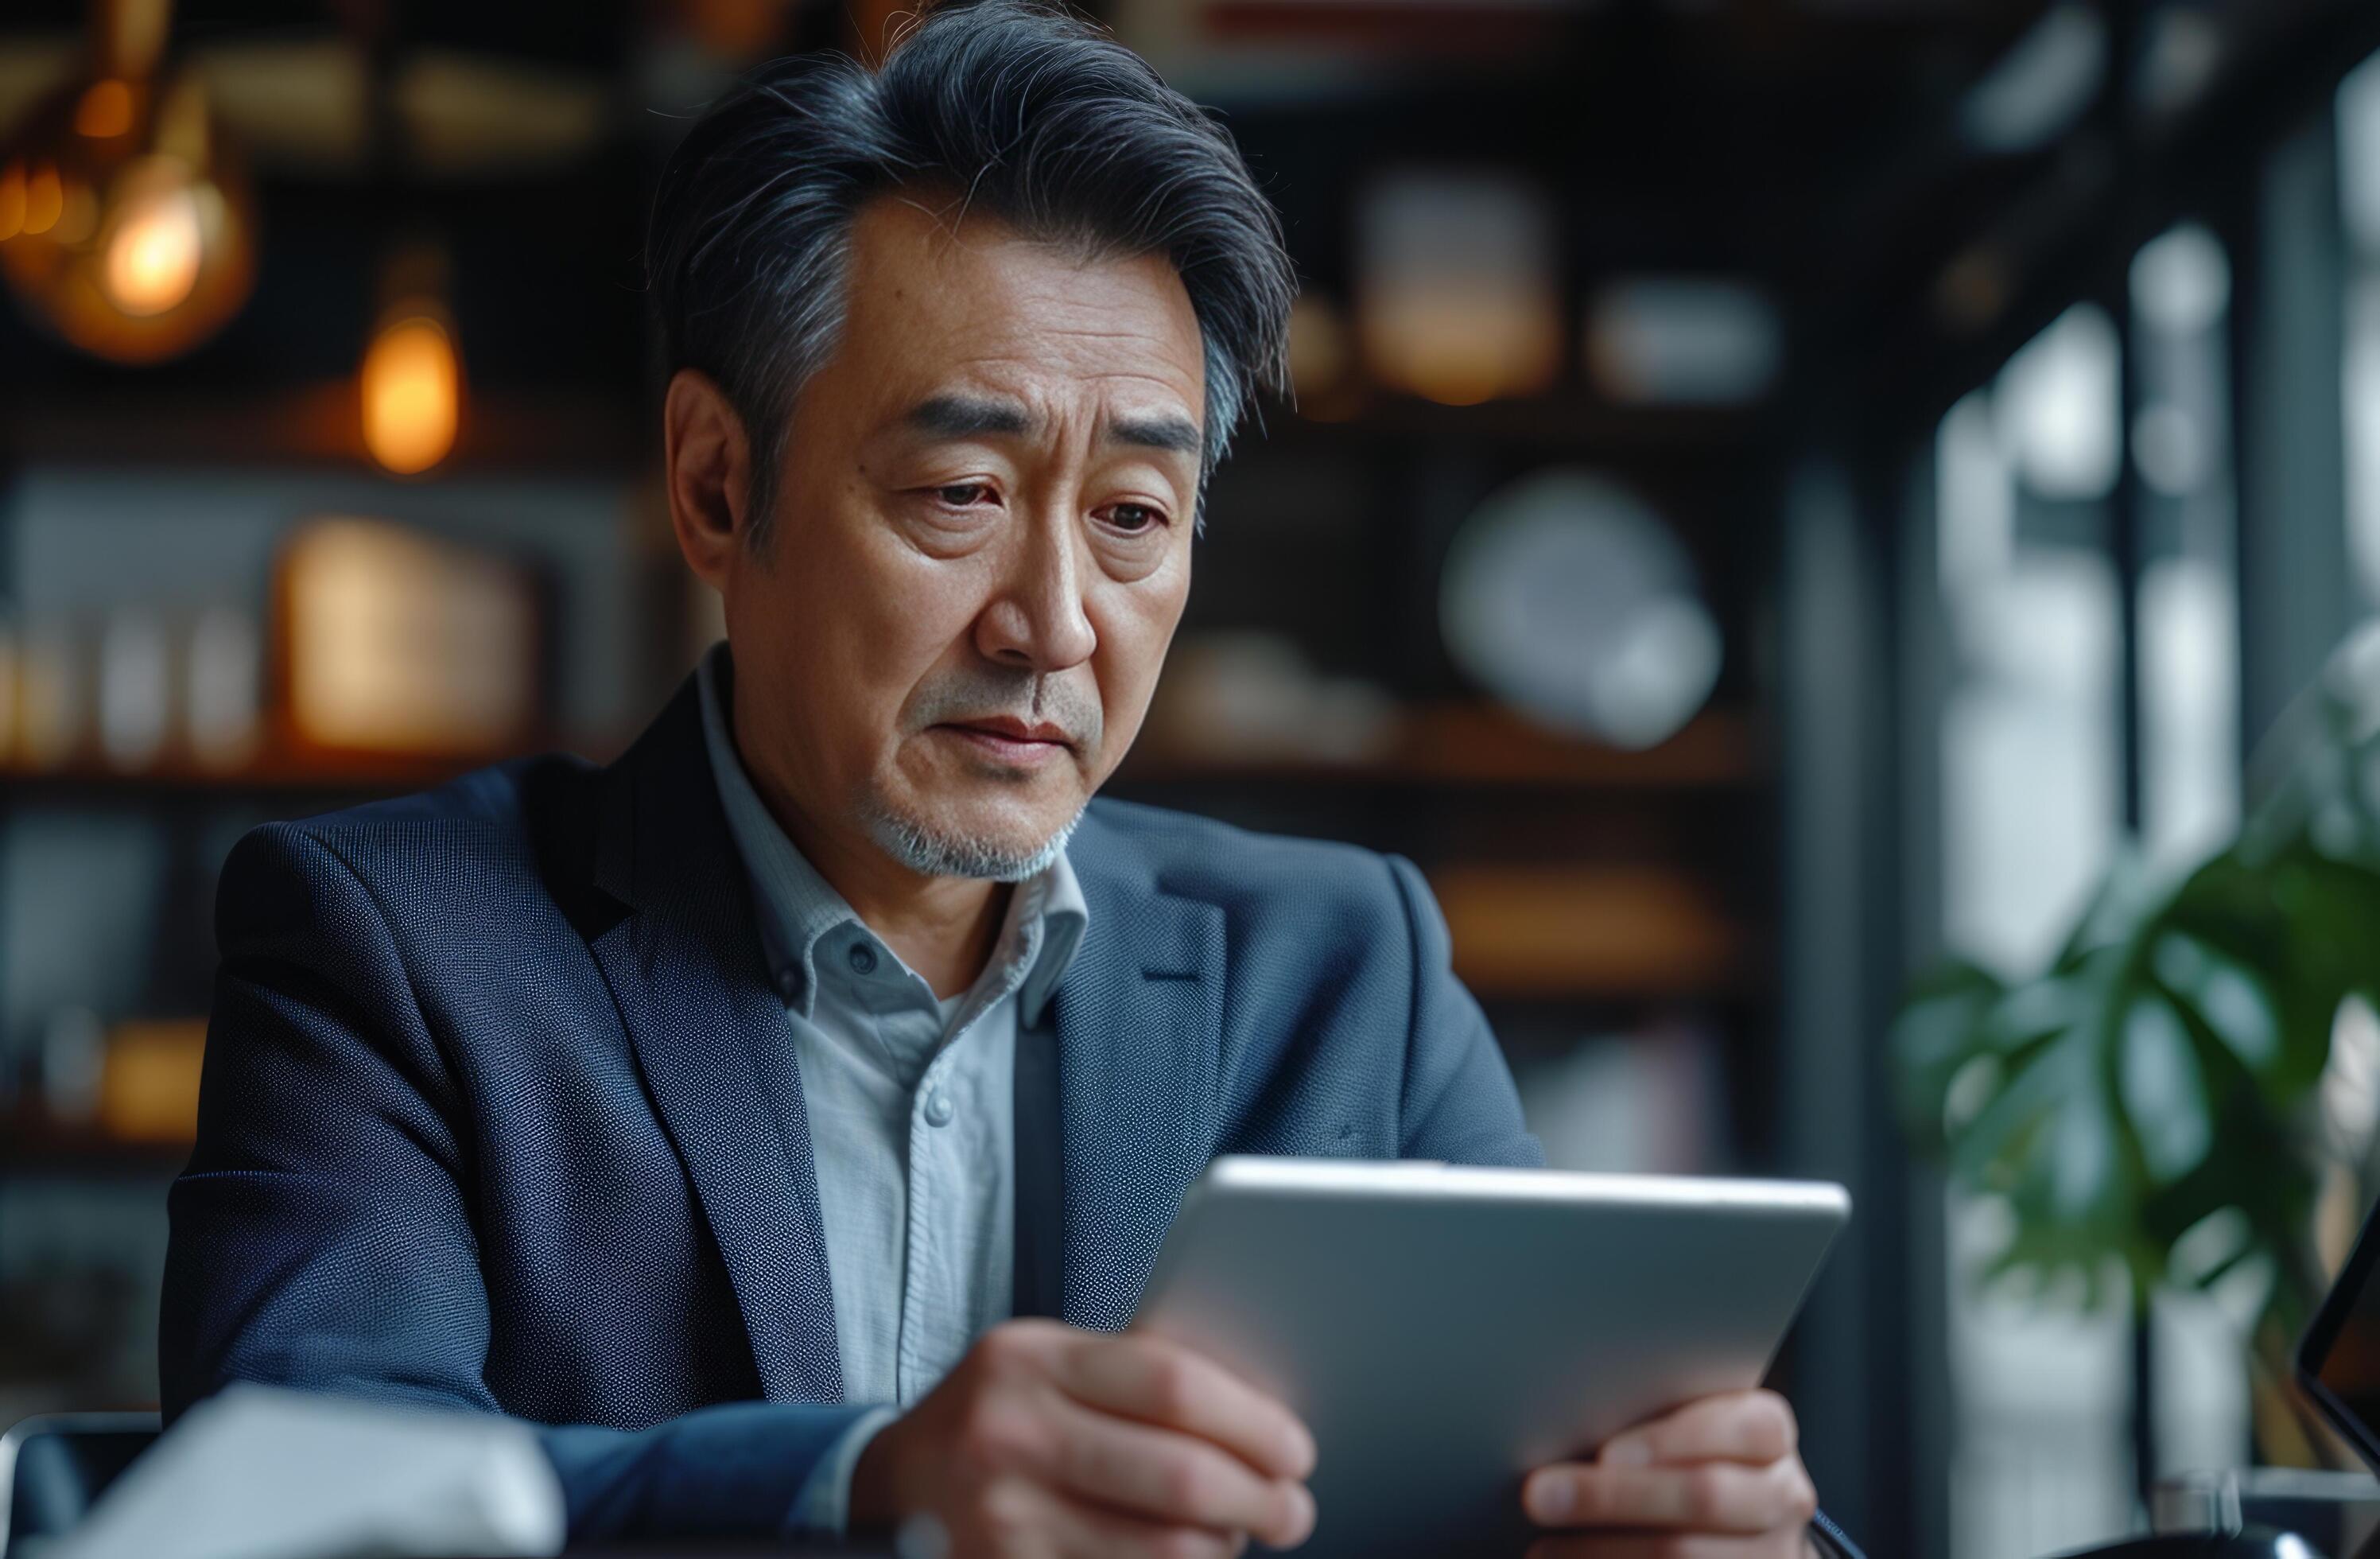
161;3;1860;1555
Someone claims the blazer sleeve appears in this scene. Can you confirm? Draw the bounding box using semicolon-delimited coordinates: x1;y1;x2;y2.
159;822;875;1541
1380;853;1869;1559
1382;852;1544;1168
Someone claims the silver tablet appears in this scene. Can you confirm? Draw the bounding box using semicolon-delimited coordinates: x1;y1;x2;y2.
1130;1157;1850;1557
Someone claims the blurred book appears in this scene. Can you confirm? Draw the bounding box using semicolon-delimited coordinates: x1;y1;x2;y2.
95;1018;205;1145
274;517;542;758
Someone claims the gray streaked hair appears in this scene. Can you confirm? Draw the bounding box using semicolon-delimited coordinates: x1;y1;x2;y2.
644;0;1296;549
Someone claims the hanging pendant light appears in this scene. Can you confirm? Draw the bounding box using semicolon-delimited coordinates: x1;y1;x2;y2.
0;0;259;363
360;239;464;476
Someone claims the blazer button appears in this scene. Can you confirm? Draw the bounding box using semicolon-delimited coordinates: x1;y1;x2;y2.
922;1091;955;1128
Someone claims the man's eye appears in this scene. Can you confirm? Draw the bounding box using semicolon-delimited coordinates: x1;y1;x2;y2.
1103;503;1165;533
935;484;996;507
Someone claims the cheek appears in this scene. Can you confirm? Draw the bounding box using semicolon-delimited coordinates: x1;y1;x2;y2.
762;521;985;739
1089;565;1191;741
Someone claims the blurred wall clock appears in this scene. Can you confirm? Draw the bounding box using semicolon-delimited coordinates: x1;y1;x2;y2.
1439;468;1722;751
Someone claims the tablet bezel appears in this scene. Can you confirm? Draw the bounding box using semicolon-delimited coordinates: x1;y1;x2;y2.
2295;1186;2380;1475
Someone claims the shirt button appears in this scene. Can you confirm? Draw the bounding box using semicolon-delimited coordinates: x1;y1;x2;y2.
922;1091;955;1128
848;943;878;976
774;967;798;1003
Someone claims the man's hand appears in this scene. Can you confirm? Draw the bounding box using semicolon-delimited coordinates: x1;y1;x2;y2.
849;1318;1318;1557
1520;1390;1821;1558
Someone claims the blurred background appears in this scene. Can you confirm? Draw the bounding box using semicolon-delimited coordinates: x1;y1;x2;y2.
8;0;2380;1554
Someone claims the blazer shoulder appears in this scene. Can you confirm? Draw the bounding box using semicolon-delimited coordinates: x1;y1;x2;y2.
1076;796;1411;929
293;750;596;837
217;751;602;933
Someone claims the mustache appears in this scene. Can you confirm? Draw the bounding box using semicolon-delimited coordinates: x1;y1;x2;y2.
905;664;1103;749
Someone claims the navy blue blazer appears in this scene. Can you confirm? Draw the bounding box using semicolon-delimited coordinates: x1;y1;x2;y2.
160;675;1858;1557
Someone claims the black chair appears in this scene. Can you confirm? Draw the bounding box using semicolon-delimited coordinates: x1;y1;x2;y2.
0;1413;160;1557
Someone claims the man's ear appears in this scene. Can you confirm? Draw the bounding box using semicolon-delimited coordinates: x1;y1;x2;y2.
663;367;754;591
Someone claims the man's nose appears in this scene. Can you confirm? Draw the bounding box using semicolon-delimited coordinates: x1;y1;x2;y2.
973;507;1097;671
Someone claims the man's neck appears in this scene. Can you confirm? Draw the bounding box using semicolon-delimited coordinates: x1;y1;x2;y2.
743;760;1010;1001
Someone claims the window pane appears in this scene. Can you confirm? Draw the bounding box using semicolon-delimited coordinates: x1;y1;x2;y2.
1936;308;2132;1559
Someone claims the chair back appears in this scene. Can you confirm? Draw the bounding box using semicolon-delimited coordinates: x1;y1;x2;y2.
0;1413;161;1557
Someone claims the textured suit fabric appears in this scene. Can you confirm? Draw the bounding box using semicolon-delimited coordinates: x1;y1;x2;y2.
158;672;1555;1542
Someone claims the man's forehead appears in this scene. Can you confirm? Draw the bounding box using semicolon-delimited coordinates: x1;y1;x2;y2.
837;195;1207;424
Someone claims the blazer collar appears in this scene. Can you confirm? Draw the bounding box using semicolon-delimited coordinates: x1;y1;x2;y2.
588;679;1231;1355
586;675;845;1404
1047;806;1229;1332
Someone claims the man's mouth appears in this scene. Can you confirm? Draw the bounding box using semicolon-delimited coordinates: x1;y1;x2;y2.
934;715;1077;765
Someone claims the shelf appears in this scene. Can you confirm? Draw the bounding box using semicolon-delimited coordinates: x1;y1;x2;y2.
0;1122;190;1180
0;382;646;475
1237;387;1783;459
1115;703;1763;790
1434;862;1746;998
0;732;619;800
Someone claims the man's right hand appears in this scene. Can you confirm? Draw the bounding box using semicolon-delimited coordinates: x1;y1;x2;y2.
848;1318;1318;1557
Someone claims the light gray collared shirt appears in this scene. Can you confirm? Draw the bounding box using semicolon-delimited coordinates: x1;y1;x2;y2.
694;644;1089;1531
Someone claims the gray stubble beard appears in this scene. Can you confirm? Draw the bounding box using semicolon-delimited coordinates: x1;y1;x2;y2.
860;795;1085;882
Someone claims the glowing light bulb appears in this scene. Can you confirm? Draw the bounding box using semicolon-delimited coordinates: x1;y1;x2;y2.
362;314;461;474
102;181;200;315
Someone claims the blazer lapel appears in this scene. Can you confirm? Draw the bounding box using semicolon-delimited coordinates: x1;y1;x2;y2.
1052;820;1229;1332
584;682;844;1405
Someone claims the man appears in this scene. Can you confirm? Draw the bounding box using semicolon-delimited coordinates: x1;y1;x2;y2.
161;3;1858;1555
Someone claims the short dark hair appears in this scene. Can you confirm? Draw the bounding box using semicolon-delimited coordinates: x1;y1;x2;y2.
644;0;1295;546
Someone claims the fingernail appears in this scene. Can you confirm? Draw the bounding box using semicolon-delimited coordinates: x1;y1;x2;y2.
1602;1436;1652;1467
1526;1474;1574;1523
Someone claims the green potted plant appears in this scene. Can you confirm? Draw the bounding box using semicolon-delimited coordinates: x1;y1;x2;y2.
1895;629;2380;1464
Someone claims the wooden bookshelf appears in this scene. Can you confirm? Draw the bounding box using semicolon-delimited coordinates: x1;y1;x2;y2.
1116;703;1762;789
1433;862;1747;998
0;732;617;798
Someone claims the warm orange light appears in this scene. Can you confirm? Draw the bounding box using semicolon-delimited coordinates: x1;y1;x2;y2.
1;27;259;364
76;80;135;139
1360;284;1561;406
103;178;200;314
362;313;461;474
23;161;63;235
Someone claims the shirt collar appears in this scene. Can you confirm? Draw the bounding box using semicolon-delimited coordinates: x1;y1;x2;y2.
695;641;1087;1028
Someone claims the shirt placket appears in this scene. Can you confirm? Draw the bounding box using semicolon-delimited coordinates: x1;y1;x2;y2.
894;908;1042;1402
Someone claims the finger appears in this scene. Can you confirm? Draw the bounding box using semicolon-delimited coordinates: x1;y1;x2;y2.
1045;1394;1316;1548
965;1477;1244;1559
1523;1458;1817;1534
1045;1490;1249;1559
1526;1531;1807;1559
1600;1393;1799;1468
1066;1335;1318;1480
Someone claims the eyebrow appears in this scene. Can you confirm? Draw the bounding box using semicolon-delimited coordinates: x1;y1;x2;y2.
905;394;1032;440
1107;412;1203;457
899;394;1202;458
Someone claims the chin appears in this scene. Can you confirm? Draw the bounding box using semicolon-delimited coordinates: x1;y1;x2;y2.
860;786;1085;882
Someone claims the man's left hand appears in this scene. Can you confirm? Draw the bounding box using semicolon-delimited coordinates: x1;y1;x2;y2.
1520;1389;1821;1558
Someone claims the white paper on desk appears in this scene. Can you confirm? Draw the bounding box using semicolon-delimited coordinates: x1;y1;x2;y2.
37;1383;565;1559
